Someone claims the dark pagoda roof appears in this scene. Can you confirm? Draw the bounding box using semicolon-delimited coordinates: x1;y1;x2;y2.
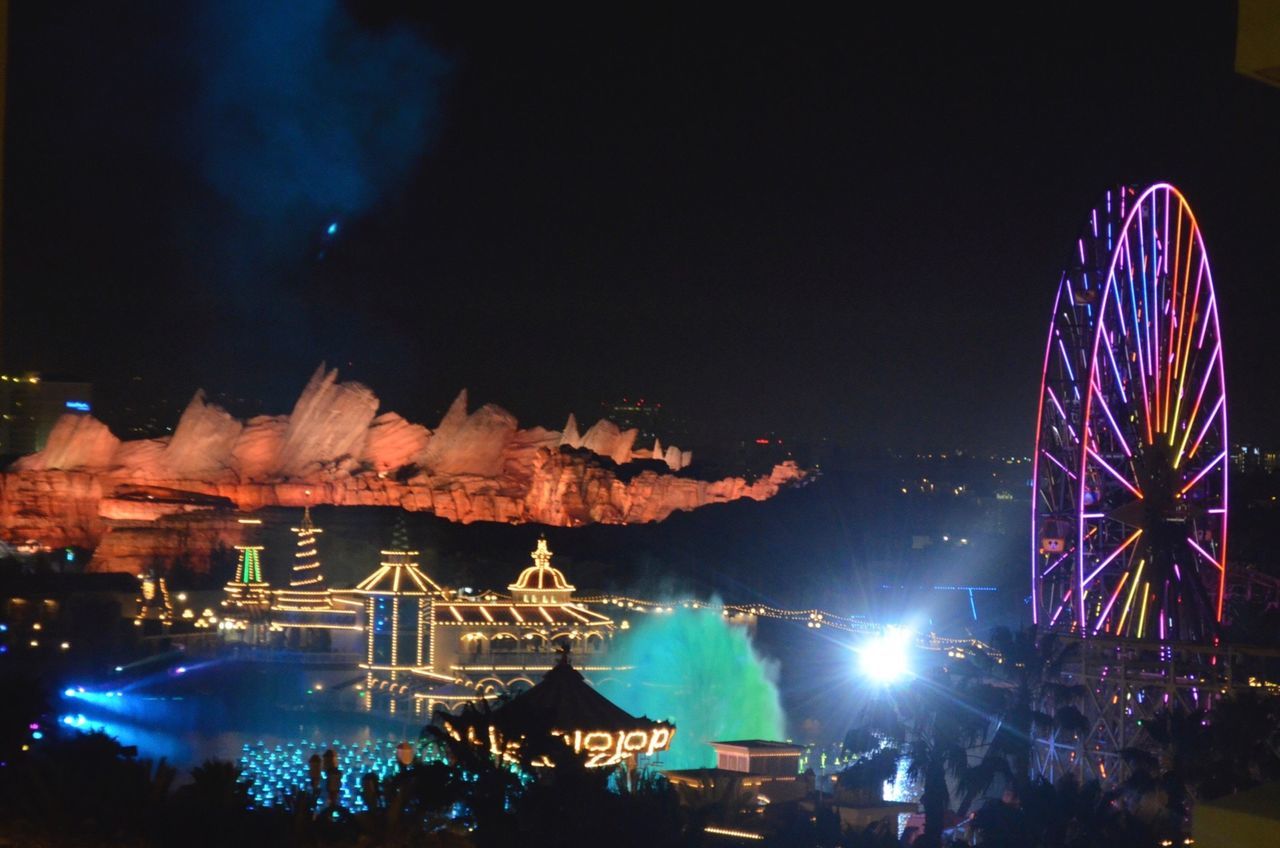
498;651;667;734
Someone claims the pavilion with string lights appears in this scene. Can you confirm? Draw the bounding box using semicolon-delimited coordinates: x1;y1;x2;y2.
218;512;623;715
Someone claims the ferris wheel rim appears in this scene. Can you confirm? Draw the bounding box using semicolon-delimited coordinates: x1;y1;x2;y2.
1033;182;1228;642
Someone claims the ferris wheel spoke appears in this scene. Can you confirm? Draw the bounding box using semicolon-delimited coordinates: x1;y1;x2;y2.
1083;528;1142;588
1087;448;1143;500
1186;537;1225;572
1113;558;1145;634
1168;223;1198;429
1094;569;1133;634
1102;329;1130;405
1169;256;1209;447
1174;345;1222;467
1120;246;1155;444
1178;449;1227;498
1040;448;1076;480
1090;378;1133;457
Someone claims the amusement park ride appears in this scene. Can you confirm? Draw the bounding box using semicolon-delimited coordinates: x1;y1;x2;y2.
1029;182;1278;781
209;183;1269;784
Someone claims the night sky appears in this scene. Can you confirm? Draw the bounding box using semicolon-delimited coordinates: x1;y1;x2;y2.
6;3;1279;453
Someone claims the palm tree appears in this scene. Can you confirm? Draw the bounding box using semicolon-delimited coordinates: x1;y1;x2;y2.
857;666;989;848
963;625;1087;802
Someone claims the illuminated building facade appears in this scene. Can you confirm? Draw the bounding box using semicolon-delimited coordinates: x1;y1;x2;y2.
212;512;620;715
420;537;616;707
665;740;810;805
344;518;452;713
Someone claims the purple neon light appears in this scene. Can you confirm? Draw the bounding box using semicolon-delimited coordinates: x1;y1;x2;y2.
1057;338;1077;384
1046;385;1069;425
1041;550;1071;578
1049;590;1072;627
1091;380;1133;457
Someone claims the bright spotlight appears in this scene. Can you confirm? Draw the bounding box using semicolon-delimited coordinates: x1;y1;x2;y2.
855;626;914;685
64;688;77;698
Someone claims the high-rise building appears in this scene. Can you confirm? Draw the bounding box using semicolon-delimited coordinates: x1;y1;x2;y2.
0;373;93;457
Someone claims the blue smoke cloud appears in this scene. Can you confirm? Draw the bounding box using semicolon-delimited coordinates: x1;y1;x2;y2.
192;1;445;234
179;1;446;399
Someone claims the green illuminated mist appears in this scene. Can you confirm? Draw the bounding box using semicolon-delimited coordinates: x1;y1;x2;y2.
598;604;785;769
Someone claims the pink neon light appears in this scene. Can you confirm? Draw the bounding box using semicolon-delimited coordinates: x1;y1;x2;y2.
1030;281;1067;626
1093;572;1131;634
1176;345;1222;465
1041;449;1077;480
1198;294;1216;349
1179;450;1226;497
1186;537;1224;572
1194;215;1229;623
1087;448;1143;500
1185;393;1224;463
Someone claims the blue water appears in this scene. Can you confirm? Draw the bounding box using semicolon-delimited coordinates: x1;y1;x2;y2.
57;659;419;774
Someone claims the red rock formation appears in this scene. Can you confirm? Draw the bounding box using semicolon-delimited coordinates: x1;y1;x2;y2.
0;367;805;573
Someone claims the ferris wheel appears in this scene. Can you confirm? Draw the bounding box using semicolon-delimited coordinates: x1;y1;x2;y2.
1032;183;1227;643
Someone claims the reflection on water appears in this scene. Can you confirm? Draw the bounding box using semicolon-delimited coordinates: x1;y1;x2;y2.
58;659;422;776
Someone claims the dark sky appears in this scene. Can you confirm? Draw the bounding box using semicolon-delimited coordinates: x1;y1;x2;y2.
5;3;1279;452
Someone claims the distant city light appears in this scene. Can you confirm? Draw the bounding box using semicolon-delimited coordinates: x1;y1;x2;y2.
855;626;914;685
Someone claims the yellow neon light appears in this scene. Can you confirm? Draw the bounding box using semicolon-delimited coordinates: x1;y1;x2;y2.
704;826;764;841
1115;560;1145;634
1137;582;1151;638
